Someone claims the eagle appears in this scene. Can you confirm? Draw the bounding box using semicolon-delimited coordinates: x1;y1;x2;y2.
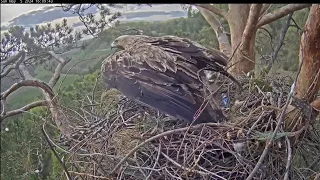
101;35;240;124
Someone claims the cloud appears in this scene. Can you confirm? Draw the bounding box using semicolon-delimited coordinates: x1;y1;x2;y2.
1;4;54;22
1;4;186;33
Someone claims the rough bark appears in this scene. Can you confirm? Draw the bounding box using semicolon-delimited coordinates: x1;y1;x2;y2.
196;4;312;76
257;4;312;28
295;5;320;102
286;4;320;129
225;4;252;75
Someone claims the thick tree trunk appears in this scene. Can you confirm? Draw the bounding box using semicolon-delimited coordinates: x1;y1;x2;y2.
229;33;257;76
286;4;320;130
295;5;320;102
226;4;263;76
196;4;311;76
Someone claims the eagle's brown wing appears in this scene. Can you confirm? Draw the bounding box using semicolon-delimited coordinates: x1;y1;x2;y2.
101;46;226;124
159;35;228;66
145;35;241;87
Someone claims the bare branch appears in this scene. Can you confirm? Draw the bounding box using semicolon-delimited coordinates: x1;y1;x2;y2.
1;80;54;100
1;51;51;80
284;137;293;180
18;64;74;136
290;17;303;32
0;80;54;122
1;51;26;79
257;4;311;28
259;4;271;17
0;50;24;66
14;50;26;80
1;55;73;135
258;27;274;42
1;65;15;78
47;51;70;87
267;13;293;72
1;100;47;120
196;6;232;56
195;4;227;18
41;123;72;180
48;51;65;63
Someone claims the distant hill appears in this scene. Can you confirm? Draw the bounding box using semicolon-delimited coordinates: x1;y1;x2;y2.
1;4;187;32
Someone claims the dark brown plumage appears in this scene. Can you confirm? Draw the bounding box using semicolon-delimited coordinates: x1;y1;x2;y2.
101;35;239;124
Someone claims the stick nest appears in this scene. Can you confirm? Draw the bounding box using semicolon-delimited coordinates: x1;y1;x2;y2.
56;75;319;180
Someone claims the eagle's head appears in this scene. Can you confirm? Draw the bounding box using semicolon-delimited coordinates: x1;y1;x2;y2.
111;35;151;50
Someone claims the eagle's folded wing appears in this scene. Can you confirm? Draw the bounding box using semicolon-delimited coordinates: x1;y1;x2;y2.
146;36;241;87
101;49;217;123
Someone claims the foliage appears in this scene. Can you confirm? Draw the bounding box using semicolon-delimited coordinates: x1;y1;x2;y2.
0;107;52;180
1;19;82;61
255;6;310;73
59;72;103;107
0;70;103;179
60;4;121;37
1;18;84;180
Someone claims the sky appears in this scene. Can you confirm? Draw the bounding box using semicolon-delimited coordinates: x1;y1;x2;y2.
1;4;53;23
0;4;190;23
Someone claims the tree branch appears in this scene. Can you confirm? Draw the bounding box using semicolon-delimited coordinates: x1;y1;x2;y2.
257;4;311;28
1;65;15;78
48;51;65;63
1;100;47;120
1;51;26;79
0;80;54;122
246;45;305;180
267;13;293;72
1;80;54;100
1;51;49;79
1;52;73;135
241;4;263;50
47;51;70;87
259;4;271;17
19;65;73;136
0;50;24;66
196;6;232;56
285;5;320;130
195;4;227;18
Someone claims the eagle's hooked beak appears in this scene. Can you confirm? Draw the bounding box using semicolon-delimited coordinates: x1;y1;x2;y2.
110;41;116;50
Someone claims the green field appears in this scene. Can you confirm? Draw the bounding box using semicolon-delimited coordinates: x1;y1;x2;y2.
7;69;80;110
6;36;115;110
